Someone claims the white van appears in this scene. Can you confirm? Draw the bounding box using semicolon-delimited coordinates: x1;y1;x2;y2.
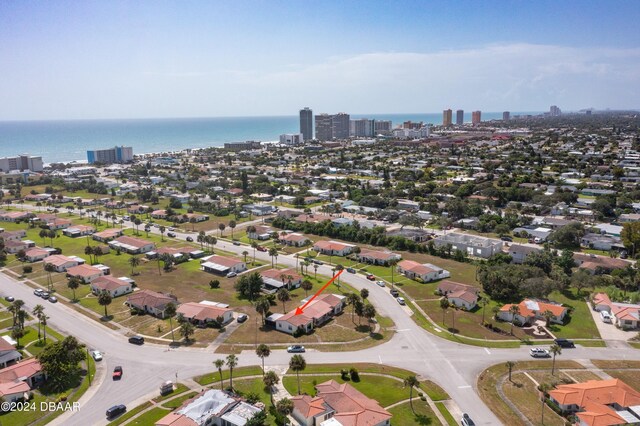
600;311;612;323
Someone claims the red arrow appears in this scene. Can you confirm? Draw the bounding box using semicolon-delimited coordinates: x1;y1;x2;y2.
294;269;344;315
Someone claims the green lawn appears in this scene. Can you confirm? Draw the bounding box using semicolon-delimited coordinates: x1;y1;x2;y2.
194;365;264;386
107;401;153;426
435;402;457;426
387;400;443;425
127;407;172;426
161;391;198;409
546;289;601;339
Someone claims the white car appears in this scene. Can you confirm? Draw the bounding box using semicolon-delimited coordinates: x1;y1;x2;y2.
91;350;103;361
396;297;406;305
529;347;550;358
226;272;237;278
376;280;385;287
600;311;612;323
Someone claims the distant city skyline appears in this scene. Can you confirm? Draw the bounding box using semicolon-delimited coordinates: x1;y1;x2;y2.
1;1;639;120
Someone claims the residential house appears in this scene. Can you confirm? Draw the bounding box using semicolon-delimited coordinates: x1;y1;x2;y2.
151;209;167;219
177;302;234;326
548;379;640;425
92;228;123;242
312;240;355;257
125;290;178;318
45;218;72;230
201;255;246;275
281;232;310;247
44;254;80;272
292;380;391;426
498;299;567;326
24;248;49;262
0;359;45;402
573;253;630;274
66;264;104;283
508;244;542;264
109;235;155;254
0;211;32;222
385;228;431;242
4;240;29;254
247;225;273;240
63;225;95;238
260;268;302;292
356;249;401;265
591;293;613;313
397;260;450;282
0;339;22;368
433;233;503;258
90;276;133;298
275;294;345;335
155;389;263;426
611;304;640;329
294;213;332;224
580;233;622;251
436;281;479;310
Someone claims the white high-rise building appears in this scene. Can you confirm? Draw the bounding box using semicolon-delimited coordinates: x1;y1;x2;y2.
279;133;304;145
0;154;44;172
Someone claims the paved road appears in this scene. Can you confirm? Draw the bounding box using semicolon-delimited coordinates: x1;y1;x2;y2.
2;206;637;425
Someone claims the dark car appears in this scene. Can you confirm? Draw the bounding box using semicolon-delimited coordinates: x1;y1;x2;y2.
390;289;399;297
554;338;575;348
500;236;513;242
236;314;248;323
106;404;126;419
167;232;176;238
186;236;193;242
313;260;323;265
232;240;241;246
128;336;144;345
4;296;14;302
461;413;476;426
257;246;267;252
346;267;356;273
113;366;123;380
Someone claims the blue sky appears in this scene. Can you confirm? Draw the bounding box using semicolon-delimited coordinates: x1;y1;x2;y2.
1;0;639;120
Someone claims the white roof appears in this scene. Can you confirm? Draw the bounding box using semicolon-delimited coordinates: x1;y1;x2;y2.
201;261;229;272
178;389;236;423
199;300;230;308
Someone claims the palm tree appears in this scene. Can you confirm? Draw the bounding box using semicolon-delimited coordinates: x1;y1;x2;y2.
388;258;398;289
276;398;293;421
226;354;238;390
440;298;449;326
313;263;318;278
539;382;551;424
32;305;45;340
44;263;56;292
334;264;344;287
268;247;278;268
128;255;140;275
301;280;313;297
360;288;369;303
542;309;554;327
229;220;236;238
242;250;249;264
251;241;258;264
41;314;49;344
9;300;25;328
98;290;112;318
197;230;205;248
255;297;270;325
218;223;226;237
180;321;195;343
67;277;81;302
214;359;225;390
256;344;271;375
550;344;562;375
363;303;377;332
165;302;177;344
289;354;306;394
277;288;291;313
159;225;166;241
506;361;515;382
263;370;279;404
347;293;361;323
404;375;420;414
479;297;488;324
509;304;521;335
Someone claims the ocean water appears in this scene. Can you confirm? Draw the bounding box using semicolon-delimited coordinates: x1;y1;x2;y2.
0;112;535;163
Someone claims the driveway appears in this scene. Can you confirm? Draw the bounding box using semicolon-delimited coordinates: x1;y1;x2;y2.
588;306;633;343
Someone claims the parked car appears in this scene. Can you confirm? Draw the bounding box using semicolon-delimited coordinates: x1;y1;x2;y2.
232;240;241;246
167;232;176;238
4;296;14;302
236;314;248;323
554;338;575;348
600;311;613;323
257;246;267;252
48;296;58;303
313;260;323;265
91;350;103;361
226;272;237;278
159;381;174;395
186;236;193;242
346;267;356;273
34;289;43;296
500;236;513;242
390;289;399;297
168;227;175;231
461;413;476;426
366;274;375;281
396;297;406;305
112;366;123;380
40;291;50;300
106;404;126;419
122;215;130;221
529;348;550;358
376;280;385;287
534;237;542;244
128;336;144;345
620;251;628;259
287;345;305;353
